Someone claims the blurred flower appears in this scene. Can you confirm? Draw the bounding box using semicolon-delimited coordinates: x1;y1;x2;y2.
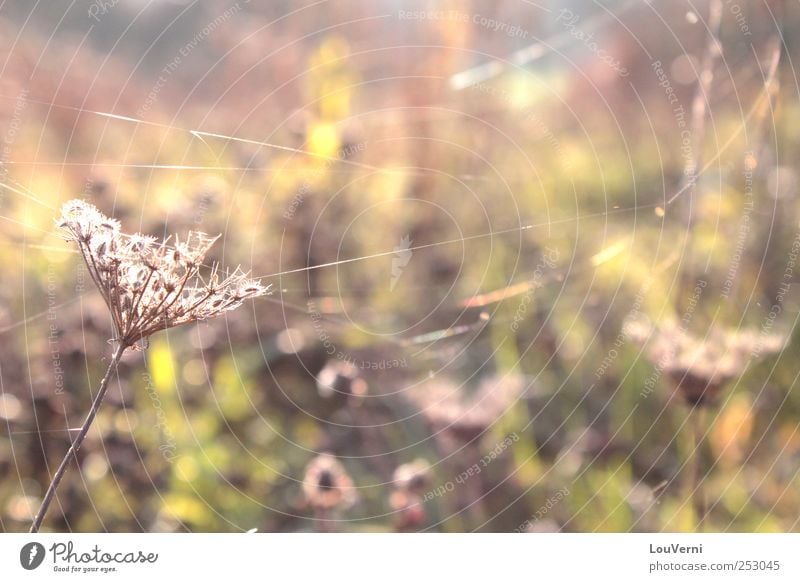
627;319;785;407
316;359;367;399
392;458;431;494
409;374;524;441
389;458;430;531
389;489;426;531
57;200;269;349
302;453;355;511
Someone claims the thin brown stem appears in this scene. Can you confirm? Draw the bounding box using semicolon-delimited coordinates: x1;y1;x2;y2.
688;406;707;531
29;343;127;533
667;0;723;208
125;267;155;337
313;507;335;533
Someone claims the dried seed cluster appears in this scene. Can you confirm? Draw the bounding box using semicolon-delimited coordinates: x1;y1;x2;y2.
392;458;430;493
302;453;355;511
57;199;269;348
627;319;785;406
409;374;525;441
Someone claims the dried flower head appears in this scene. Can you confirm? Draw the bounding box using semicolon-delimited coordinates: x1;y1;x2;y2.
626;319;785;407
392;458;431;494
389;489;426;531
316;359;367;399
57;200;269;349
302;453;356;511
409;374;525;442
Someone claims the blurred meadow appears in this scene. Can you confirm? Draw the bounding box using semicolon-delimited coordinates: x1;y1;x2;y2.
1;0;800;532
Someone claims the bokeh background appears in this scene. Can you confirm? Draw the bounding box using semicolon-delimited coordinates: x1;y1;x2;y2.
1;0;800;532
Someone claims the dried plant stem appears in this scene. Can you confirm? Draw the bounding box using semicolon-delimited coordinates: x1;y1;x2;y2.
667;0;722;209
313;507;335;533
461;441;488;524
687;406;707;531
30;343;127;533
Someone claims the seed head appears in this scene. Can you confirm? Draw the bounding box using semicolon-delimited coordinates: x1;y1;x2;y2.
57;199;270;349
302;453;355;511
626;319;785;406
392;459;430;494
409;374;525;442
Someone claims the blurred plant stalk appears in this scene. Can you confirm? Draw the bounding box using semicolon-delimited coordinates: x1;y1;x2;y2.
686;406;707;531
30;344;126;533
29;200;267;532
